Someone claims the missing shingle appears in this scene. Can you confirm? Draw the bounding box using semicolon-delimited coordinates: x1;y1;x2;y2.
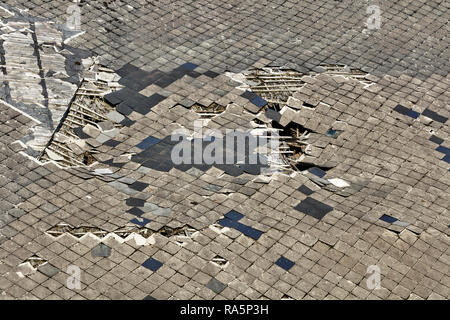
302;102;316;109
319;64;373;86
22;255;47;269
191;102;227;119
211;255;228;267
70;225;108;238
46;223;151;240
82;151;96;166
156;225;197;237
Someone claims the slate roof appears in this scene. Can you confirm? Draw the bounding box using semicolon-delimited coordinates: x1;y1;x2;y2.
0;1;449;300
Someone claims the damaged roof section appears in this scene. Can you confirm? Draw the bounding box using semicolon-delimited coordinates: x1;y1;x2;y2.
39;64;123;167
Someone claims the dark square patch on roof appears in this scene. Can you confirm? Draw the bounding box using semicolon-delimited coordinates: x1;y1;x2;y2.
275;256;295;271
129;181;149;192
251;96;267;108
239;225;263;240
115;63;140;77
91;243;112;257
206;278;227;294
179;62;198;71
393;104;409;115
73;127;90;139
406;109;420;119
380;214;397;223
146;93;166;108
142;257;163;272
204;70;219;78
127;207;144;216
104;140;120;148
429;135;444;145
224;210;244;221
294;197;333;220
241;90;258;100
436;145;450;156
422;108;448;123
126;198;146;207
130;217;151;227
137;136;161;150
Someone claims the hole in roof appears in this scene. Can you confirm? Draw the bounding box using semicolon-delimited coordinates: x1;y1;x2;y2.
191;102;227;119
211;255;228;267
38;64;122;167
245;66;305;108
22;255;47;269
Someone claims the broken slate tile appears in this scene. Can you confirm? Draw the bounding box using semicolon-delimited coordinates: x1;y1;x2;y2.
130;217;151;227
206;278;227;294
91;243;112;258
